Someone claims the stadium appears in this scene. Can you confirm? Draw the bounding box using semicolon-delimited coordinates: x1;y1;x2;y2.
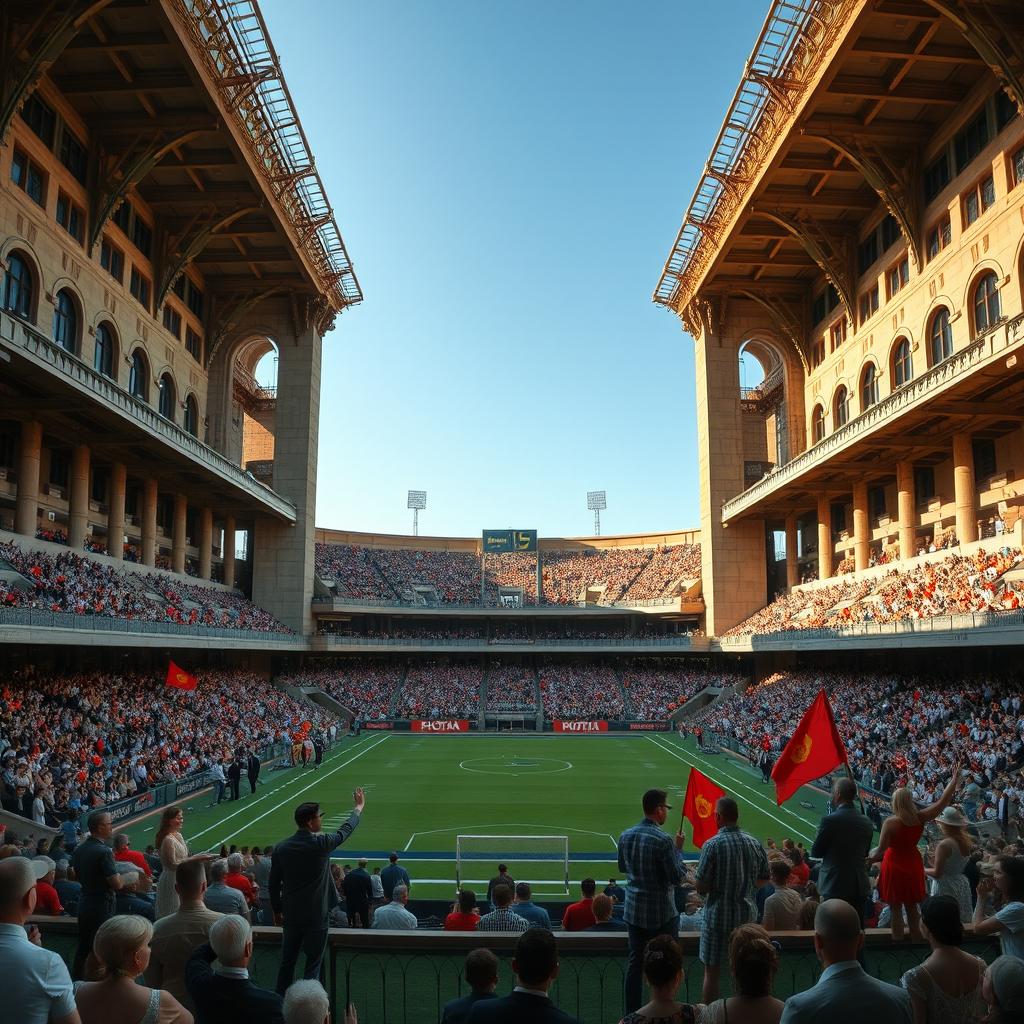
2;0;1024;1022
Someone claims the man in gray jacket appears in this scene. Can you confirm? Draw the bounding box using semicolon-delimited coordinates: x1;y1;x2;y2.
780;900;911;1024
269;789;364;995
810;777;874;923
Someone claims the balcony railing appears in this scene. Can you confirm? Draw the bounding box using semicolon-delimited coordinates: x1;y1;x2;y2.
315;634;699;649
0;312;296;522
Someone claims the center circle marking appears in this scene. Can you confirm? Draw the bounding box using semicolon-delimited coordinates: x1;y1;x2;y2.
459;756;573;777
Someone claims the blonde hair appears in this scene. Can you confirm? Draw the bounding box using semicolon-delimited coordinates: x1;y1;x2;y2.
93;914;153;978
891;787;920;827
938;822;973;854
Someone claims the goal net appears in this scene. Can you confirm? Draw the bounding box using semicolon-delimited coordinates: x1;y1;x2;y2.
455;835;570;896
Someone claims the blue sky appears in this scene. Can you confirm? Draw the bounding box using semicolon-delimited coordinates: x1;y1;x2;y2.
261;0;768;538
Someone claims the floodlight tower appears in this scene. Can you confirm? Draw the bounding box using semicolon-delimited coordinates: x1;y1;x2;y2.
587;490;607;536
407;490;427;536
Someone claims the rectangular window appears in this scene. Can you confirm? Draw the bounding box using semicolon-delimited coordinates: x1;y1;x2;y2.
859;285;880;325
20;93;56;148
11;147;46;206
996;90;1018;132
831;502;846;539
91;469;107;505
857;233;879;276
100;238;124;283
963;175;996;227
50;450;69;489
129;267;151;308
973;438;997;482
186;280;204;319
1013;146;1024;188
926;215;951;261
58;128;87;185
10;149;25;189
955;107;990;174
112;201;132;235
869;485;886;522
811;337;825;369
880;214;901;251
55;191;84;244
914;466;935;507
829;317;847;353
131;216;152;259
886;256;909;299
924;152;951;204
185;326;202;361
162;305;182;338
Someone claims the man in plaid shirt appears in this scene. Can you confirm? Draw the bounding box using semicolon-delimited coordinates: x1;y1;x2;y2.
617;788;687;1012
477;885;529;932
694;796;769;1002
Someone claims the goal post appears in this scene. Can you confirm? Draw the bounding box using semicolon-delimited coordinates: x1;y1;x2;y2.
455;835;570;896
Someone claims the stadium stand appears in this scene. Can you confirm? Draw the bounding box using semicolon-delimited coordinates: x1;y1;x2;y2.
538;661;625;719
484;662;539;712
621;661;740;720
278;661;405;720
395;660;483;718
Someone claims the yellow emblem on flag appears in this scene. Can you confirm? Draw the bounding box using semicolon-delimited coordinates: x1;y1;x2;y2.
176;672;186;683
791;734;813;764
695;794;713;818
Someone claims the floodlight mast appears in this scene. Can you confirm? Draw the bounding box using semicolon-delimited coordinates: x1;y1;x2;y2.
587;490;607;536
407;490;427;536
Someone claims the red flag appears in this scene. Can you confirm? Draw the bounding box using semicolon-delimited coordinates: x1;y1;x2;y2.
683;768;726;848
771;689;846;805
166;661;197;691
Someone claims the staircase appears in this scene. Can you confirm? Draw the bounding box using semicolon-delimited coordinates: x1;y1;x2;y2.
614;665;635;717
386;663;410;718
531;666;545;730
612;549;657;604
365;550;402;603
478;666;490;729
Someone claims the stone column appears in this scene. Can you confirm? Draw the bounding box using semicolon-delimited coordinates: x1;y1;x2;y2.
14;420;43;536
198;507;213;580
853;481;869;572
817;495;833;580
107;463;126;560
141;478;158;567
172;494;187;575
68;444;90;550
896;460;914;560
953;432;978;544
223;515;236;588
785;515;799;589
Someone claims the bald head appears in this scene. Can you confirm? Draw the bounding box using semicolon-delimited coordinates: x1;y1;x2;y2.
814;899;863;964
0;858;36;922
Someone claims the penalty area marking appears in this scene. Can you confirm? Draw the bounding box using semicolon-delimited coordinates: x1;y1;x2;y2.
404;821;618;852
458;756;573;777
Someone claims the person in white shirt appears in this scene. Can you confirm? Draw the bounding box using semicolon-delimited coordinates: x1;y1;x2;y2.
0;857;80;1024
371;884;417;930
972;855;1024;957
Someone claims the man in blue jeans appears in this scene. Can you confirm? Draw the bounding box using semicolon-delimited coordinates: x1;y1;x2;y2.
617;788;687;1013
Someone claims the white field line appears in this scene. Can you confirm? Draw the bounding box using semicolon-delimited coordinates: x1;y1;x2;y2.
191;735;389;850
404;823;617;852
645;736;816;844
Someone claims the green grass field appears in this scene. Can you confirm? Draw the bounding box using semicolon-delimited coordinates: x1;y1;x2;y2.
124;734;835;897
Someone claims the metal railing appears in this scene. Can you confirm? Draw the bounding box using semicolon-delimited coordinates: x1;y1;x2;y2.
316;635;697;649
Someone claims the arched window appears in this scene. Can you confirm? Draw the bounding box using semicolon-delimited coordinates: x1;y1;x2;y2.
94;322;116;379
128;349;149;401
158;373;175;421
891;337;912;388
860;363;879;412
2;253;33;320
973;272;1001;335
812;404;825;444
833;386;849;429
929;308;953;366
183;395;199;437
52;289;78;354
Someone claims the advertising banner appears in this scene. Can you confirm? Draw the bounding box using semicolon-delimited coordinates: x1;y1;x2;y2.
174;772;212;799
553;720;608;733
364;721;395;730
108;790;158;824
482;530;537;553
624;722;672;732
411;719;471;732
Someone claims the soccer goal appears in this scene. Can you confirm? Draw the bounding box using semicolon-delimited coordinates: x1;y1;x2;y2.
455;835;570;896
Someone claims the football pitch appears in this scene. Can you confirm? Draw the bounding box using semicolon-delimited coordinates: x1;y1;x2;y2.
124;734;834;897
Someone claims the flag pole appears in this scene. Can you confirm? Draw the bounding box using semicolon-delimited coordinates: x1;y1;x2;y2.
825;688;865;815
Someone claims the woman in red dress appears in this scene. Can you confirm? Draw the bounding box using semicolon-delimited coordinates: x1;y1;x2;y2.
870;764;961;942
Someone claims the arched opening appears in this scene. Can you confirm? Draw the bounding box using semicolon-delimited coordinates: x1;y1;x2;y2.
3;251;34;321
128;348;149;401
833;385;849;430
233;336;278;482
52;289;79;354
860;362;879;412
891;336;912;389
739;339;789;466
811;404;825;444
158;372;176;421
928;307;953;366
183;394;199;437
972;271;1001;336
94;322;118;380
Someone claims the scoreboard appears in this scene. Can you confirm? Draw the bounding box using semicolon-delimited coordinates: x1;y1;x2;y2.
482;529;537;553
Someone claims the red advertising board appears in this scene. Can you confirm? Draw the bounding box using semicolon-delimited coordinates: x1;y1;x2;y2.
364;722;394;731
553;720;608;733
411;719;471;733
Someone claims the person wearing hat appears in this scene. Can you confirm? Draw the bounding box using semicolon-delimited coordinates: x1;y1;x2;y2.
983;955;1024;1023
269;788;365;995
925;807;974;923
31;856;64;916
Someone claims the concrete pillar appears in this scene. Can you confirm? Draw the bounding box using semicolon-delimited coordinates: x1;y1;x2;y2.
785;515;799;589
817;495;833;580
223;515;236;588
853;481;869;572
953;432;978;544
172;494;187;575
107;463;126;560
896;460;914;560
68;444;90;550
14;420;43;537
198;507;213;580
141;478;158;567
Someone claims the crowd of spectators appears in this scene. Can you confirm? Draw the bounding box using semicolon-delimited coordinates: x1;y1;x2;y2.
485;662;539;711
396;660;483;718
538;661;625;719
621;661;742;720
279;660;404;720
0;669;332;820
0;541;289;633
726;545;1024;636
